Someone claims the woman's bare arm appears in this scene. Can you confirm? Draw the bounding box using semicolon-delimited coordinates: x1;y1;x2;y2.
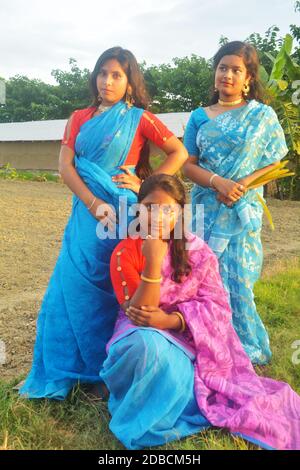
119;240;167;311
153;136;188;175
182;155;215;187
119;260;163;313
182;155;245;203
128;257;162;308
183;156;279;189
58;145;105;208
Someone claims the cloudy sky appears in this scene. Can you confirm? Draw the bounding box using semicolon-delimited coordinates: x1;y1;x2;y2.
0;0;298;84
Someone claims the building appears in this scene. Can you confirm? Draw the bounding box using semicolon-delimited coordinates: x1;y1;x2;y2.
0;112;190;171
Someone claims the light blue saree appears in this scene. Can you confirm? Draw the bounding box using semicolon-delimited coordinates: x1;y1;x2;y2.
19;101;144;399
184;100;288;364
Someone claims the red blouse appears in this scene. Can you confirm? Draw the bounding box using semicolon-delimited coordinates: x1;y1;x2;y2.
61;106;174;166
110;237;145;305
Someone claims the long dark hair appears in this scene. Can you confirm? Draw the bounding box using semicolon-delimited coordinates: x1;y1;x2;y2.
90;46;150;109
90;46;152;180
210;41;265;104
138;174;192;283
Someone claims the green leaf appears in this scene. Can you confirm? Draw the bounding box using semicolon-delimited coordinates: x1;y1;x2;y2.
283;34;293;55
265;52;276;64
270;34;293;80
259;65;269;84
284;53;300;81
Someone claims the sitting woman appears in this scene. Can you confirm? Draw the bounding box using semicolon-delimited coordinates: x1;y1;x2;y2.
99;174;300;451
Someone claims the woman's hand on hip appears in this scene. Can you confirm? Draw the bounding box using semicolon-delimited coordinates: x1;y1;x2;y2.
111;166;142;193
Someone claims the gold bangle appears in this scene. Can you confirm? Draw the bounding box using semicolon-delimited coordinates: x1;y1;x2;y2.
140;274;162;283
172;311;186;333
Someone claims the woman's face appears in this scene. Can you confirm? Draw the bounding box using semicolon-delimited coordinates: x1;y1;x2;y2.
215;54;250;99
96;59;128;106
139;188;181;240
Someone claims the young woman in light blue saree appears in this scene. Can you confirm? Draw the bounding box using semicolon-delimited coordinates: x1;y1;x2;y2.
183;41;288;365
19;47;188;400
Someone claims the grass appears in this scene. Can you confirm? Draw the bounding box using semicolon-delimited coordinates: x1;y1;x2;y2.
0;163;60;183
0;258;299;450
254;258;300;390
0;156;170;184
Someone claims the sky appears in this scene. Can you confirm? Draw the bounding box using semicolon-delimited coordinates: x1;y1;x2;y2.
0;0;298;84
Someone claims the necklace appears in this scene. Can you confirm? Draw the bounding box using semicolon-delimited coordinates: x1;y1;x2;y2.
98;103;113;113
218;98;244;107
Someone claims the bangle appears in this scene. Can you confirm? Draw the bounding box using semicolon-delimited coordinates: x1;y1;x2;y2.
140;274;162;283
87;197;96;211
209;173;218;189
172;311;186;333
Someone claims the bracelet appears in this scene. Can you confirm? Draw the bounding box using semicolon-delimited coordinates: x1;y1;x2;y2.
87;197;96;211
140;274;162;283
172;311;186;333
209;173;218;189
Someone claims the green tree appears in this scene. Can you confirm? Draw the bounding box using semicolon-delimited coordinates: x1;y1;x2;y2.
246;26;283;74
0;59;92;122
290;1;300;62
0;76;62;122
143;55;212;113
260;34;300;199
51;58;91;118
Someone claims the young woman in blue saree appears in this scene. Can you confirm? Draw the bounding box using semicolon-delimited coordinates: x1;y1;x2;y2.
19;47;188;400
183;41;288;365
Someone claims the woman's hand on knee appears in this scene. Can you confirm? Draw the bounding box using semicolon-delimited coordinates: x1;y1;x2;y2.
125;305;172;330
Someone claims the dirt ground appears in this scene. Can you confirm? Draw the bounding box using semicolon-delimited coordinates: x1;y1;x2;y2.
1;179;300;381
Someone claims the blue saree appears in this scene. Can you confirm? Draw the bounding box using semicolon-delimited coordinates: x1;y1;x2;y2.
19;101;144;399
184;100;288;364
101;329;211;450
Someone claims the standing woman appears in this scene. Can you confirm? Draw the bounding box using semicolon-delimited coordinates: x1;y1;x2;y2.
183;41;288;365
19;46;188;399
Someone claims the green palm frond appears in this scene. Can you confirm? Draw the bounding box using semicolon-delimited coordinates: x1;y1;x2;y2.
274;100;300;156
261;34;300;199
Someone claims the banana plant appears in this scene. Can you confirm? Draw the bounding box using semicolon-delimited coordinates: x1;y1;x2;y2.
259;34;300;199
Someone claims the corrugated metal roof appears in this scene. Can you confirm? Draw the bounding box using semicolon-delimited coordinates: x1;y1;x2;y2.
0;112;190;142
0;119;69;142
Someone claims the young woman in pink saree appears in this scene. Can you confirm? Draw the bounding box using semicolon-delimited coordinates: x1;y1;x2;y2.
99;174;300;450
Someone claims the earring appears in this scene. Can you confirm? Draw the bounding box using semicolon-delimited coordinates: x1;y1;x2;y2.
97;93;102;103
243;83;250;97
125;86;134;107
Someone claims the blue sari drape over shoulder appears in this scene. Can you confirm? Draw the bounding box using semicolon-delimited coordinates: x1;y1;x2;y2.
20;101;144;399
184;100;288;364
